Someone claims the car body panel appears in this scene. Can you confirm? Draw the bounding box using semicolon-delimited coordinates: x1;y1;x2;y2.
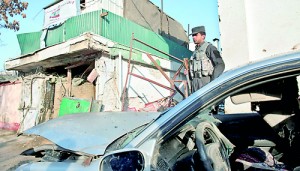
16;160;101;171
21;112;160;156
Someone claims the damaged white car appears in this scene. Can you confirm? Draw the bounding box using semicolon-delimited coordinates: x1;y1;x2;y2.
17;51;300;171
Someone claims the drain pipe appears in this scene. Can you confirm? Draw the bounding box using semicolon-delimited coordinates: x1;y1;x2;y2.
160;0;163;34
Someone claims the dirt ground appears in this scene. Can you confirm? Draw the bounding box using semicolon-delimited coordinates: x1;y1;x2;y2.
0;129;51;170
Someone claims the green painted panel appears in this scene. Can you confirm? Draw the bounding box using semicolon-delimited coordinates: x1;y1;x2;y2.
110;44;143;62
58;97;91;117
46;24;65;46
65;10;102;40
17;31;41;55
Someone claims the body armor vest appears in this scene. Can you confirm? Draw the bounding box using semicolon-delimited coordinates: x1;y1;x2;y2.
190;41;214;77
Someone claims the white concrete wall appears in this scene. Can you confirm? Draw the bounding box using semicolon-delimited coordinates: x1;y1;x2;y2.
81;0;101;14
19;78;46;132
218;0;249;70
219;0;300;70
219;0;300;113
81;0;124;16
95;53;118;111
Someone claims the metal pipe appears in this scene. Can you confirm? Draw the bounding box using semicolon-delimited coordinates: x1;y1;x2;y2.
146;53;174;85
122;33;135;111
134;38;183;63
146;96;169;105
160;0;163;35
188;24;190;38
130;72;175;91
146;53;185;98
188;24;190;49
172;64;184;80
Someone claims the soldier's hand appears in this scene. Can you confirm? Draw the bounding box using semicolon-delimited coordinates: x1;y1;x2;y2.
184;69;188;75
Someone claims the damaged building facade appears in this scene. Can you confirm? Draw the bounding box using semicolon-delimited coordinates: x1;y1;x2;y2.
2;0;192;132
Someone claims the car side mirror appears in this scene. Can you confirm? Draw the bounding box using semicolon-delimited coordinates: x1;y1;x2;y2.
100;150;145;171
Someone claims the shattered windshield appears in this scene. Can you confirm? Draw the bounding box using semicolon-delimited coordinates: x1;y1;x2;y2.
105;124;148;152
105;109;171;152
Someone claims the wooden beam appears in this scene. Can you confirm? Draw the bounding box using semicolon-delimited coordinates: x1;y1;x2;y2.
67;69;72;97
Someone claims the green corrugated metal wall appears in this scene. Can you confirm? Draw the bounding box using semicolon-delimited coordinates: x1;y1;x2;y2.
65;10;102;40
17;31;42;55
101;9;191;60
102;10;167;59
46;24;65;46
17;10;192;61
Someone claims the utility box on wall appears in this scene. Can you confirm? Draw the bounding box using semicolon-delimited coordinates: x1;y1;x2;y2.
58;97;102;117
53;80;96;118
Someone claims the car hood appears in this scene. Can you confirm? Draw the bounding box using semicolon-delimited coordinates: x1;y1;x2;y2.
22;112;160;156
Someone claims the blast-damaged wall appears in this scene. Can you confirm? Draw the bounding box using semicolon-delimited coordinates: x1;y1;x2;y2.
95;51;186;112
95;53;120;111
53;78;95;118
0;76;56;132
18;77;46;132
